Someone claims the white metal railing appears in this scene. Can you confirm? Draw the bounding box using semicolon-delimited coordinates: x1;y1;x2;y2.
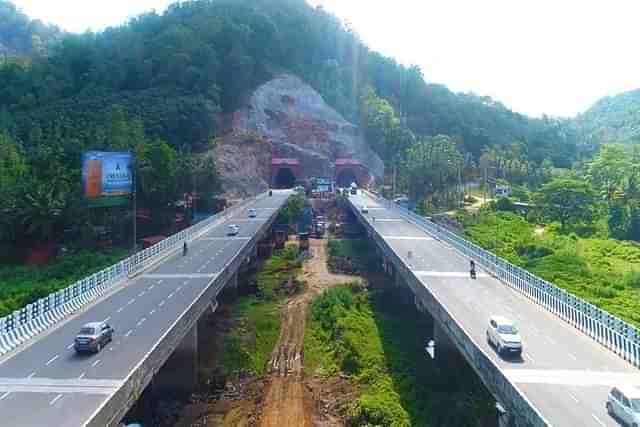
0;193;268;355
361;191;640;367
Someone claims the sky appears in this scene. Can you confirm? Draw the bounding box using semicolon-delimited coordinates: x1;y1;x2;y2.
12;0;640;118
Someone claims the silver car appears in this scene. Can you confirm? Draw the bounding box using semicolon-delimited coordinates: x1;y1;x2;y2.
227;224;240;235
607;386;640;426
74;321;114;354
248;208;257;218
486;315;522;357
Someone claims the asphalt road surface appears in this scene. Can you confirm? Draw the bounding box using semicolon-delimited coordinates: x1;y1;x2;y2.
353;191;637;427
0;191;289;427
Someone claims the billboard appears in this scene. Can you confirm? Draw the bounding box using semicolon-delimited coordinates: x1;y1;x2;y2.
82;151;133;207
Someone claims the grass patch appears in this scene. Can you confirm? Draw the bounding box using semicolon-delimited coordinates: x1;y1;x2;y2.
460;210;640;327
219;247;301;378
0;248;127;317
219;296;281;377
256;245;302;299
305;285;494;426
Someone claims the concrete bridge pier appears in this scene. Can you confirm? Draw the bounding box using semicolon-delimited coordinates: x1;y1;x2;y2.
152;321;199;395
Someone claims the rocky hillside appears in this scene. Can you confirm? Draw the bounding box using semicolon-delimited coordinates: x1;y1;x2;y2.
215;75;384;197
574;89;640;145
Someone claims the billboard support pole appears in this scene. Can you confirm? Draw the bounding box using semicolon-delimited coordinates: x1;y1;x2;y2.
132;157;137;254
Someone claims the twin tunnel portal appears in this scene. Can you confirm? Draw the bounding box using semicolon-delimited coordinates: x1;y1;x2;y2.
270;157;366;189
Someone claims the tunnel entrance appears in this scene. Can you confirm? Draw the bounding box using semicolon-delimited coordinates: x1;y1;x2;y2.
336;169;358;188
274;167;296;189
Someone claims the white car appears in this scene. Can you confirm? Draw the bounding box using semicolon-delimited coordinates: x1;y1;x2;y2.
486;315;522;357
227;224;240;236
361;205;368;213
607;386;640;426
248;208;257;218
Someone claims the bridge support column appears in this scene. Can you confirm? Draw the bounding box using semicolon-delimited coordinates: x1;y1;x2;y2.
153;322;199;395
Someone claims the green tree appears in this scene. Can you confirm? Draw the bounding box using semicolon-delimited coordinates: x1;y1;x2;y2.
534;179;597;229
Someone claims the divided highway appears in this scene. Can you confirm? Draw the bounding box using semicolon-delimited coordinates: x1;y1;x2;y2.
0;191;290;427
351;191;638;427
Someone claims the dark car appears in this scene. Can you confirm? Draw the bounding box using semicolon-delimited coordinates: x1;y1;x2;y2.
74;321;114;354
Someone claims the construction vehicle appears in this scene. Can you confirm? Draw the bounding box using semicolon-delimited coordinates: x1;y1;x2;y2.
299;232;310;251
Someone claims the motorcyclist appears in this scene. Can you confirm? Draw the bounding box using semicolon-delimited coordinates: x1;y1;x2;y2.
469;260;476;279
183;241;188;256
268;189;273;196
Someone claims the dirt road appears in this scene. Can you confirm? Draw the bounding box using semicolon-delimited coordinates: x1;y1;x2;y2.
258;238;354;427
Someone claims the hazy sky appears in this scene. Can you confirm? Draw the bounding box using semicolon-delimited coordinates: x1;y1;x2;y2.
12;0;640;118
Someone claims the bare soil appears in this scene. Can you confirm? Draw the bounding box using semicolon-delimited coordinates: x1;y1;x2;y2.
257;238;355;427
174;238;356;427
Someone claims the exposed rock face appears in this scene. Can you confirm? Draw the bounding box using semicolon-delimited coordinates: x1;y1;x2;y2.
215;75;383;196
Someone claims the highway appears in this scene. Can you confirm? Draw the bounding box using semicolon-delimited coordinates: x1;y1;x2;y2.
351;191;638;427
0;191;289;427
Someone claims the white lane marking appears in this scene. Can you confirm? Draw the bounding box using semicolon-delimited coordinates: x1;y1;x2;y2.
568;353;577;361
183;280;189;285
67;343;74;350
524;353;535;363
109;347;113;351
504;369;640;386
136;318;146;327
103;317;111;323
142;273;217;279
28;372;36;379
168;292;174;299
117;307;124;313
383;235;434;240
545;336;556;345
138;291;145;297
592;414;606;427
45;355;59;366
91;360;101;367
149;285;155;290
159;300;166;307
0;392;10;400
124;330;133;338
413;271;490;278
158;280;163;284
78;372;85;379
568;392;579;403
50;394;63;406
127;298;135;305
150;309;156;315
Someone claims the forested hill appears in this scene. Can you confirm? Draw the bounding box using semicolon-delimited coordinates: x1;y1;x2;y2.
0;0;62;58
0;0;574;163
574;89;640;145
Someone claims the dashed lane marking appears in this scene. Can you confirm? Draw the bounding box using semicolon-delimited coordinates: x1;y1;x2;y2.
413;271;490;278
91;360;101;368
0;378;121;395
124;330;133;338
382;236;434;240
45;355;59;366
504;369;640;387
592;414;606;427
142;274;219;279
49;394;63;406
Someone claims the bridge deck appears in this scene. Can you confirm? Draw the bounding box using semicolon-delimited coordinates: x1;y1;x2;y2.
352;192;633;427
0;192;289;427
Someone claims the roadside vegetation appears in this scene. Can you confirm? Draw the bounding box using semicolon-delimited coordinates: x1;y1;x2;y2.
459;209;640;327
327;238;379;274
219;246;302;377
305;284;494;427
0;248;127;316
